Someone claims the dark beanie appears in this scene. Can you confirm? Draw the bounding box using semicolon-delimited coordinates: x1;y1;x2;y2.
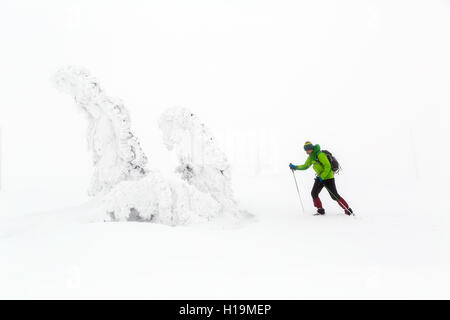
304;141;314;151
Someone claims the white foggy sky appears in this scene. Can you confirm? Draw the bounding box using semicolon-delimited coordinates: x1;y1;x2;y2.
0;0;449;212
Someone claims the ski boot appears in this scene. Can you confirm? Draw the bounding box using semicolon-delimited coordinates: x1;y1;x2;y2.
344;208;354;216
314;208;325;216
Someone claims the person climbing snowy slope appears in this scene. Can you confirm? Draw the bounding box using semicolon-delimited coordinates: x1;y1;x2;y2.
289;141;353;216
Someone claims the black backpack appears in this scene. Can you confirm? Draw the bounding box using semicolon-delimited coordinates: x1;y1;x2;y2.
316;150;341;174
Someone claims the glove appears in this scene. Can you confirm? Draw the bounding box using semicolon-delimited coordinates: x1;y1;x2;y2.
289;163;297;170
316;176;323;182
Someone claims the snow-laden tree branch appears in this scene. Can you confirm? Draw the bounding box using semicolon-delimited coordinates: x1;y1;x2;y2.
53;66;147;196
158;107;248;218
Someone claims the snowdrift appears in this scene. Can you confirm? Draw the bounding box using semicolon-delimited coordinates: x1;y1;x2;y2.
103;170;221;225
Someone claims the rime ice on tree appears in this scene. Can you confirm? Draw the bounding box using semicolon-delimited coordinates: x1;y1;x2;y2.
159;107;246;218
53;66;147;196
104;107;250;226
53;67;249;225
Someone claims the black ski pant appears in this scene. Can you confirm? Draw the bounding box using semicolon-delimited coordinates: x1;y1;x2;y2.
311;178;341;200
311;178;350;211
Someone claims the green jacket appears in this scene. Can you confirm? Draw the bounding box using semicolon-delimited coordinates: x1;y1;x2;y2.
294;144;334;180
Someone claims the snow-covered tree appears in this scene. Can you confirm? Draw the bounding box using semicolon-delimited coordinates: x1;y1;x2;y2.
53;67;249;225
53;66;147;196
158;107;247;218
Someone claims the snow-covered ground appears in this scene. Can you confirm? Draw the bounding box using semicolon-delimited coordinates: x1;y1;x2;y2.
1;0;450;299
1;173;449;299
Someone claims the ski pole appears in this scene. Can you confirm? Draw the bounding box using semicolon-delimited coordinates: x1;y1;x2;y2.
291;169;305;213
321;183;354;216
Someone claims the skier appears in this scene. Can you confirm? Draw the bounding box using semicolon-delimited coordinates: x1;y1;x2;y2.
289;141;353;216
